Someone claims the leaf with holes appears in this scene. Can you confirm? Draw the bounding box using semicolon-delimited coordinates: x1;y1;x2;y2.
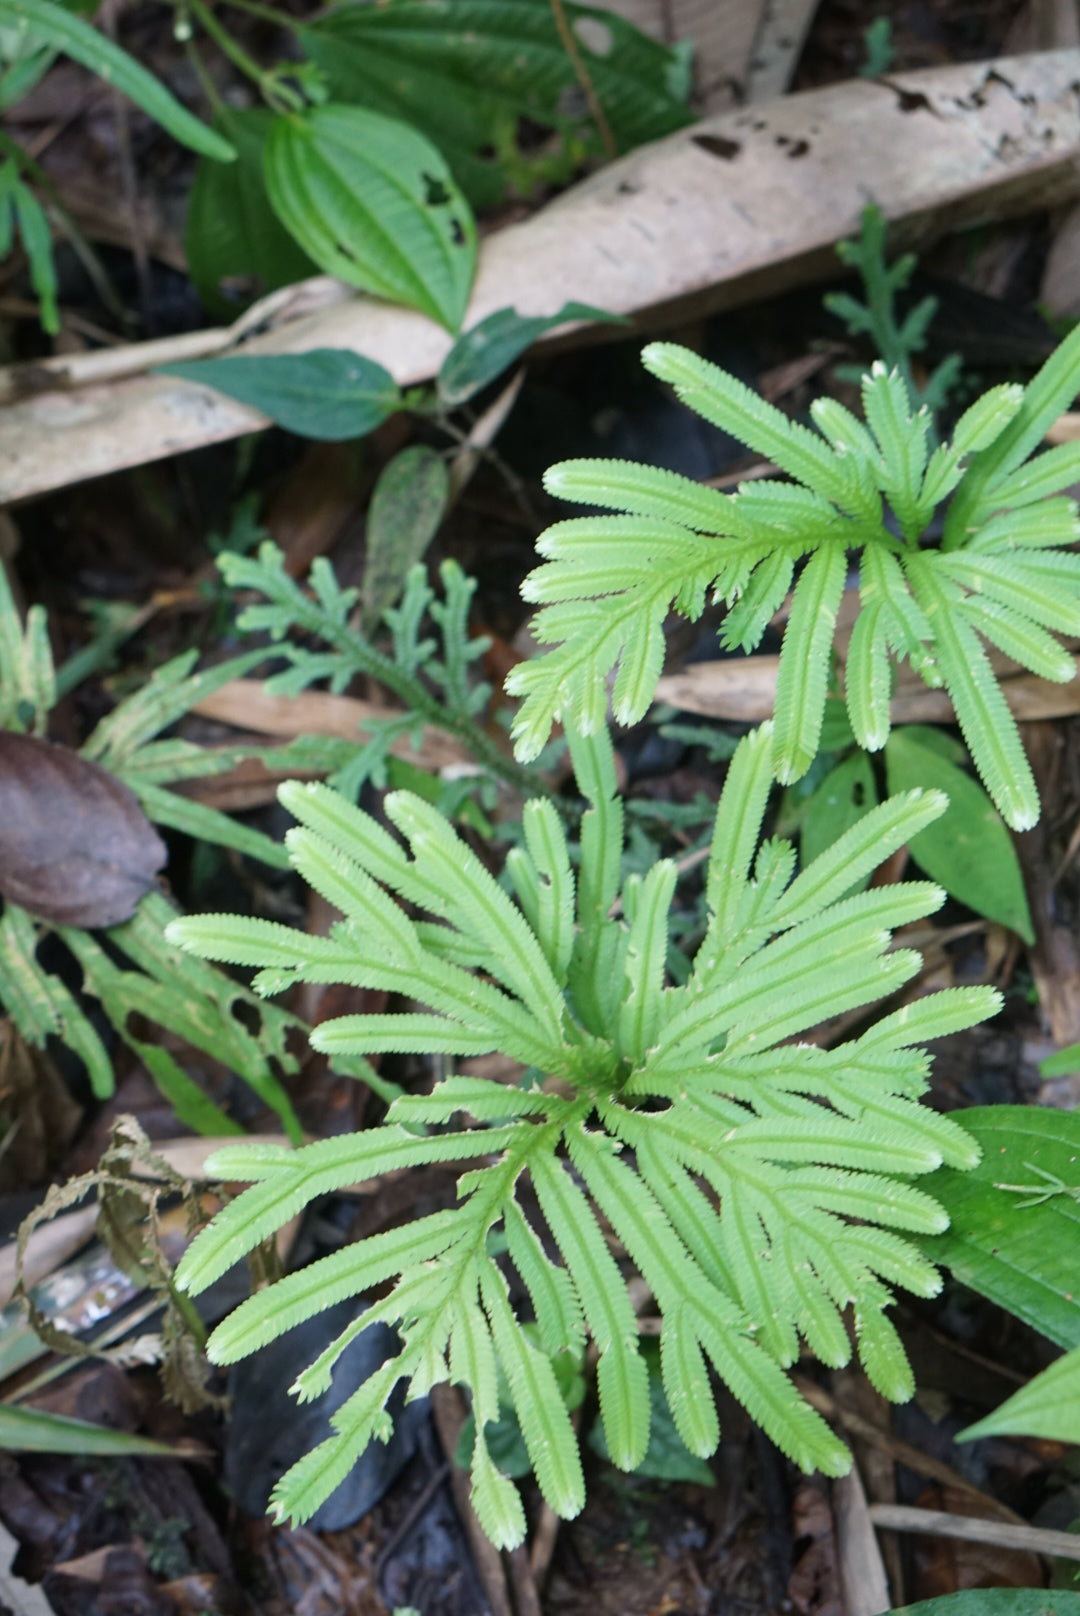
795;749;878;872
263;104;476;330
156;351;402;442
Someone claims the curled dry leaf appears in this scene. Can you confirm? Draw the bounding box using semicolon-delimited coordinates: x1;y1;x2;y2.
0;732;166;926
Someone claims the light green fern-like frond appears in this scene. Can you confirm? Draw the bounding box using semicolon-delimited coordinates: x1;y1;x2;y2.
217;541;539;801
168;721;996;1544
506;327;1080;828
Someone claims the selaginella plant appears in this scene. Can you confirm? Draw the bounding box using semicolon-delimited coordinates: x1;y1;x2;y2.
167;720;996;1547
506;326;1080;831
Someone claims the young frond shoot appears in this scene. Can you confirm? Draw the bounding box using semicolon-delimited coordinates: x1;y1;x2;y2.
505;328;1080;830
167;723;995;1549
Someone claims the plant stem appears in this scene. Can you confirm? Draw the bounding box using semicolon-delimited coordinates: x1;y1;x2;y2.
183;35;230;123
283;587;547;800
548;0;617;160
185;0;302;111
339;624;546;800
217;0;299;30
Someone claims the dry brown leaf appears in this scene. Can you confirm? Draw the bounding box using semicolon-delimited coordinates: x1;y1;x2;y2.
3;51;1080;502
0;1021;82;1193
602;0;769;108
190;680;473;773
0;733;166;926
656;651;1080;726
746;0;822;101
789;1480;844;1616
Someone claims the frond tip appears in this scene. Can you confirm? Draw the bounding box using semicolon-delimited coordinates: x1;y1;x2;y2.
511;327;1080;827
171;723;997;1544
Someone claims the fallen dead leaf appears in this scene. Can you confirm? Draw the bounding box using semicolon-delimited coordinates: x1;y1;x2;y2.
656;648;1080;726
746;0;822;101
190;681;473;773
604;0;770;109
0;733;166;926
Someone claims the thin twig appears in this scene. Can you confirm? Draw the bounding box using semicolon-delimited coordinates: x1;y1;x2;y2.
793;1377;1028;1526
548;0;617;160
867;1504;1080;1564
528;1500;562;1588
507;1545;543;1616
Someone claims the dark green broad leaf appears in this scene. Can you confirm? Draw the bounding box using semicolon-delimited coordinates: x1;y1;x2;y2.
155;350;401;441
884;726;1034;942
588;1339;715;1486
796;748;878;871
185;109;316;318
264;104;476;331
960;1341;1080;1443
0;0;234;159
362;445;449;628
438;302;625;406
919;1105;1080;1348
0;1402;176;1456
891;1595;1080;1616
299;0;692;208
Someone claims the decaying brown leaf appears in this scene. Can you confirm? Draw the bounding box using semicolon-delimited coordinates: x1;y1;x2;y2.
13;1117;220;1413
656;649;1080;726
0;733;166;927
0;1020;82;1194
191;680;472;772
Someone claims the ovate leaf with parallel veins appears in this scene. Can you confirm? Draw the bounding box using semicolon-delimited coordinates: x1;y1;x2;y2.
264;105;477;331
299;0;692;207
186;109;316;317
892;1597;1080;1616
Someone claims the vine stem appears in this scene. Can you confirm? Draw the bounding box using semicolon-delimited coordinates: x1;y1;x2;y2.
548;0;617;160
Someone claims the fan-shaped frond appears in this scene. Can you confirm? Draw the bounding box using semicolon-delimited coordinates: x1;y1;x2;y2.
168;724;998;1548
507;332;1080;826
